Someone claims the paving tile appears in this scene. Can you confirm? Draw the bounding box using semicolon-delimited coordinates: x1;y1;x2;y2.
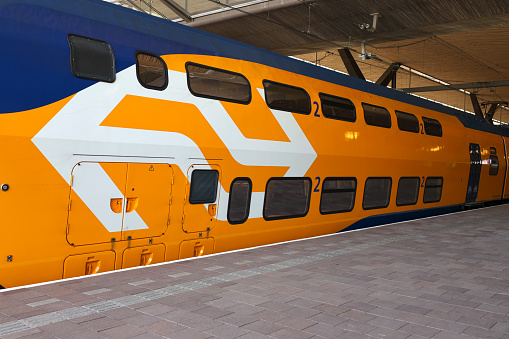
204;323;251;338
80;316;125;331
142;320;187;335
270;327;314;339
241;319;286;335
302;322;346;338
99;323;147;338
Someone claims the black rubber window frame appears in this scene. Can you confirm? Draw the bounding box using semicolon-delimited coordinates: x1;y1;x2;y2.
395;111;419;133
189;169;219;205
227;177;253;225
423;176;443;203
135;51;168;91
319;177;357;215
362;177;392;210
396;177;420;206
185;62;251;105
263;80;311;115
263;177;312;221
68;34;116;83
319;93;356;122
362;103;392;128
422;116;443;137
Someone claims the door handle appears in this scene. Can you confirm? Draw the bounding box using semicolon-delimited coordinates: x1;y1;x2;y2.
126;197;139;213
110;198;123;213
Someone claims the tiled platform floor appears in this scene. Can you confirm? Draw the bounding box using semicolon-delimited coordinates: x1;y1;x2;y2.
1;205;509;339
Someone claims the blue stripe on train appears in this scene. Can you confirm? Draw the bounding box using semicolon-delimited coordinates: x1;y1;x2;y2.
0;0;500;136
341;205;462;233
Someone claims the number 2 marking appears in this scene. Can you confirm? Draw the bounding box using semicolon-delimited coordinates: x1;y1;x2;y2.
314;176;321;192
313;101;320;117
421;176;425;187
420;123;424;134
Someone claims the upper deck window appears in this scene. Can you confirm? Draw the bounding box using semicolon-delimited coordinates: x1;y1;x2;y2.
68;34;115;83
362;103;391;128
395;111;419;133
135;51;168;90
186;63;251;104
422;117;443;137
263;81;311;114
319;93;356;122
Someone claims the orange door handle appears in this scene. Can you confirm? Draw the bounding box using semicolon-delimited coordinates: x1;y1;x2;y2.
208;204;217;216
126;197;139;213
110;198;123;213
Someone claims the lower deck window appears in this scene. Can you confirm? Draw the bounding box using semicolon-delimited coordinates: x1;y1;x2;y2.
396;177;420;206
263;178;311;220
320;177;356;214
228;178;252;224
363;177;392;210
189;170;219;204
490;155;499;175
423;177;443;203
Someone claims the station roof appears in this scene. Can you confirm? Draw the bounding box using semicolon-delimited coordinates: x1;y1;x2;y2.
105;0;509;124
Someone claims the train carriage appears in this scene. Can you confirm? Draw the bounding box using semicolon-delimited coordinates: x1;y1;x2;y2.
0;0;507;288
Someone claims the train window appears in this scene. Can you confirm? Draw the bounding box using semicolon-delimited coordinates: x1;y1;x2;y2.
362;103;391;128
396;177;420;206
228;178;252;224
263;178;311;220
263;80;311;114
189;170;219;204
395;111;419;133
362;177;392;210
68;34;115;83
423;177;443;203
135;51;168;90
319;177;357;214
490;155;499;175
319;93;356;122
186;62;251;104
422;117;443;137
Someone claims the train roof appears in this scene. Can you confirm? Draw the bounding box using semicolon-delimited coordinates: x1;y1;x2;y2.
0;0;502;135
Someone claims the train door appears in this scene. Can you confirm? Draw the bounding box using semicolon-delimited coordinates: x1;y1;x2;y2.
182;164;221;234
466;143;482;203
67;162;172;246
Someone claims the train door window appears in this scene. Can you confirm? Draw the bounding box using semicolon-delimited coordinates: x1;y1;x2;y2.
263;80;311;114
489;147;499;175
319;93;356;122
362;177;392;210
396;177;420;206
362;103;391;128
263;178;311;220
422;117;443;137
135;51;168;90
68;35;116;82
423;177;443;203
228;178;252;224
186;62;251;104
319;177;357;214
395;111;419;133
189;170;219;204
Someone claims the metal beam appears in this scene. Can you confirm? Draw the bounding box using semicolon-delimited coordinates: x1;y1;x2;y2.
470;93;484;118
376;63;400;88
485;103;499;124
160;0;193;22
337;48;365;80
401;80;509;93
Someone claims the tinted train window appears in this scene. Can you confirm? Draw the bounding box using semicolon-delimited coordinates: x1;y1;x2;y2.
263;178;311;220
320;177;356;214
395;111;419;133
68;34;115;82
363;177;392;210
135;51;168;90
228;178;252;224
362;103;391;128
396;177;420;206
319;93;356;122
423;177;443;203
422;117;442;137
186;63;251;104
189;170;219;204
263;81;311;114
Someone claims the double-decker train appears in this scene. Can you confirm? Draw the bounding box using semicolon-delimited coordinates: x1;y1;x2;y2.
1;0;508;289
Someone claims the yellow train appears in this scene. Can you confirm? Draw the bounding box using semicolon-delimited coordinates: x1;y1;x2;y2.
1;0;507;288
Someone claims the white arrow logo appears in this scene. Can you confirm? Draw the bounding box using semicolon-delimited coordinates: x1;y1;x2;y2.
32;65;316;230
